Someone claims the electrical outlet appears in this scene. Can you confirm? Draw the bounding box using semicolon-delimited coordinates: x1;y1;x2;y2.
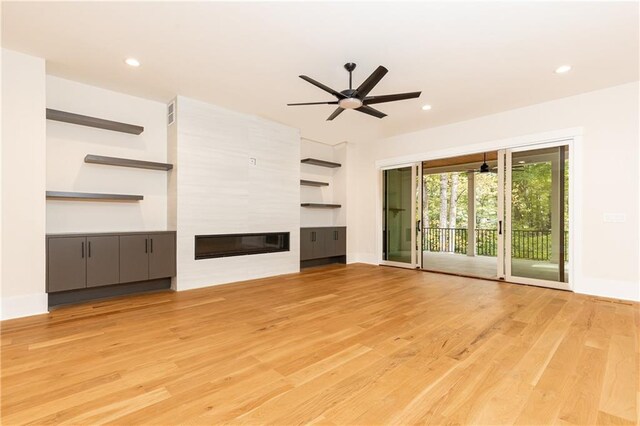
603;213;626;223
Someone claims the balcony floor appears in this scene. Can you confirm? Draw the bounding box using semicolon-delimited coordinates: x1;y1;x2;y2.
422;251;568;282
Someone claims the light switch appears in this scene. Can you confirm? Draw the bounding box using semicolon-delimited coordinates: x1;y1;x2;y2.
603;213;626;223
249;158;257;166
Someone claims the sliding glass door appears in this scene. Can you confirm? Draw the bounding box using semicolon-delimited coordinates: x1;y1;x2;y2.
504;144;570;290
381;141;571;290
382;165;420;268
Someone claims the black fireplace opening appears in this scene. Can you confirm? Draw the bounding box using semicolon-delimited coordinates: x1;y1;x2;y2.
195;232;290;259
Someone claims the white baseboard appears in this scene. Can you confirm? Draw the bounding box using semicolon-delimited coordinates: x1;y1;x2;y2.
1;293;49;320
575;276;640;302
347;253;378;265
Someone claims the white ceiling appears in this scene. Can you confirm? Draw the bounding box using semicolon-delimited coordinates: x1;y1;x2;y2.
2;1;638;145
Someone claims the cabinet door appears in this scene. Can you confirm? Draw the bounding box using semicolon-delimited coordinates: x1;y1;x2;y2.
86;236;120;288
334;227;347;256
300;228;314;261
324;228;337;257
119;235;149;283
148;233;176;279
311;228;327;259
48;237;86;292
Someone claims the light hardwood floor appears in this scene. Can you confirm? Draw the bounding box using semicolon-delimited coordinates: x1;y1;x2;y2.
1;264;638;425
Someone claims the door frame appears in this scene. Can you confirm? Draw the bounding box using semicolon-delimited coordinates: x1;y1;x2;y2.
503;139;574;290
375;127;582;290
379;163;421;269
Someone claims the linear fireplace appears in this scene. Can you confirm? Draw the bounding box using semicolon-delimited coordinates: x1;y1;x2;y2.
195;232;290;259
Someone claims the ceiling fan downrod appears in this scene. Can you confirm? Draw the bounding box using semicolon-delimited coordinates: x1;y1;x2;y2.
344;62;356;90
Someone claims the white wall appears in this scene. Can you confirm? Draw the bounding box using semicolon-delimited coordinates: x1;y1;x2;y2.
353;82;640;301
1;49;47;319
172;96;300;291
46;76;168;233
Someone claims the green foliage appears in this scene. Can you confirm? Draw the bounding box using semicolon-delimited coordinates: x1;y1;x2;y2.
423;171;497;229
511;163;551;230
421;157;570;261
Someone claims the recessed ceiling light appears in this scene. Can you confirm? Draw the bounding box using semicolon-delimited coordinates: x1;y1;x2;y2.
518;160;526;164
421;104;432;111
124;58;140;67
555;65;571;74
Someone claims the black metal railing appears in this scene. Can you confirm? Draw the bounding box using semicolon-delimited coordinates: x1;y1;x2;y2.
423;227;468;254
423;227;568;261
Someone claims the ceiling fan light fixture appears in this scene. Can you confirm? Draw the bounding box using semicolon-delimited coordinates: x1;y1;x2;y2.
124;57;140;67
338;98;363;109
555;65;571;74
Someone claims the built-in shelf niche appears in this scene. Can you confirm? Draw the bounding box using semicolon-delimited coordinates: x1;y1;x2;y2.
85;155;173;171
300;179;329;187
46;191;143;201
300;158;341;168
46;108;144;135
301;203;341;209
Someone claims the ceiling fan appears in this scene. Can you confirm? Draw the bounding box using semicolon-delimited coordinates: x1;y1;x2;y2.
287;63;421;121
470;152;525;173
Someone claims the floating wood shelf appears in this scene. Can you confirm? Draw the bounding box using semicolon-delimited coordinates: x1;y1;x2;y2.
46;109;144;135
46;191;144;201
300;179;329;187
85;155;173;171
301;203;341;209
300;158;341;168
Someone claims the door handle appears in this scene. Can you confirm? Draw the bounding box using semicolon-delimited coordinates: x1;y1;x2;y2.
145;238;148;253
88;241;91;258
81;241;85;258
311;232;316;242
498;220;503;235
334;230;338;240
150;238;153;253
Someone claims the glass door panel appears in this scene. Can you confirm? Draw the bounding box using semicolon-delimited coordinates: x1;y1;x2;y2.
420;153;500;279
382;166;416;266
506;145;569;288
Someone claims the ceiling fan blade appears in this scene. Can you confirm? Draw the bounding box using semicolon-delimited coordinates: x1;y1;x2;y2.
363;91;422;105
354;66;388;98
326;107;345;121
355;105;387;119
299;75;346;99
287;101;339;106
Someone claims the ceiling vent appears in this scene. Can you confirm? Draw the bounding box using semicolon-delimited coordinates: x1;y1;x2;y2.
167;100;175;126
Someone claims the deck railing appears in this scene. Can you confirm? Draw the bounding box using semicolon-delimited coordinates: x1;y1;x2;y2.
423;227;569;261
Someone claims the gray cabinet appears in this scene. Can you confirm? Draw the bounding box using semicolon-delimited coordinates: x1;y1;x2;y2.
301;228;327;261
47;237;87;292
119;235;150;284
87;236;119;288
148;233;176;280
300;227;346;263
47;231;176;293
327;227;347;257
300;228;314;260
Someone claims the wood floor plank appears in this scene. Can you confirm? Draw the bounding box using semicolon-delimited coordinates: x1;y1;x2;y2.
1;263;637;425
